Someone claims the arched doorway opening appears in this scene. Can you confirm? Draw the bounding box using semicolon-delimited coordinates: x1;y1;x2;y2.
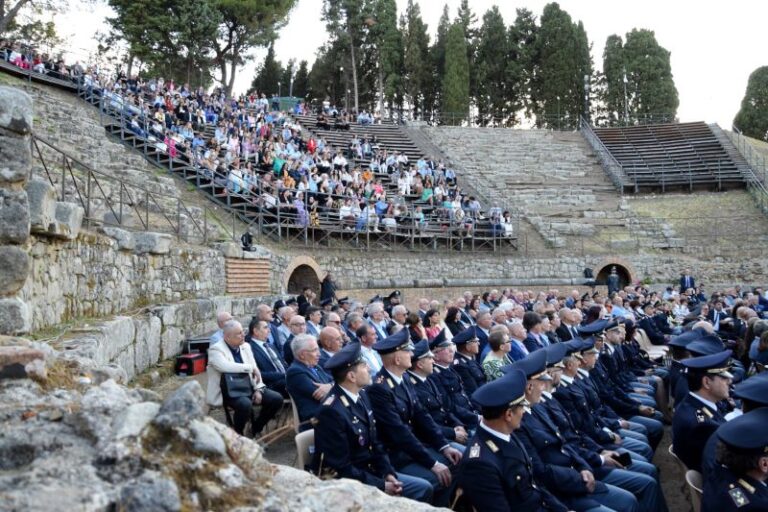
286;264;321;295
596;264;632;291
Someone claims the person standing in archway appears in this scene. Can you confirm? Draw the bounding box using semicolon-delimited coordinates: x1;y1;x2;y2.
607;266;620;296
320;272;338;304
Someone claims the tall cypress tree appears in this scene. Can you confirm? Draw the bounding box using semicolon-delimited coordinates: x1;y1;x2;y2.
622;28;678;123
401;0;431;118
368;0;403;115
601;34;627;124
441;22;469;124
509;8;538;122
475;6;509;124
531;2;592;128
734;66;768;140
428;4;451;118
251;42;283;95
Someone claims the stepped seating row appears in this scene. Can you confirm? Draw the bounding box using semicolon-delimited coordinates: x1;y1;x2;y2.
90;91;515;252
0;55;517;251
592;122;747;190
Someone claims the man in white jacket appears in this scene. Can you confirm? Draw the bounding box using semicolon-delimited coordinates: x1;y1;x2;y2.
206;319;283;437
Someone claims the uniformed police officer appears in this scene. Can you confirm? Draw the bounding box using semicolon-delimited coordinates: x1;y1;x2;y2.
366;329;463;507
407;340;469;444
510;350;641;512
455;368;569;512
312;342;433;502
452;327;487;396
702;372;768;482
429;330;480;432
672;350;733;472
702;407;768;512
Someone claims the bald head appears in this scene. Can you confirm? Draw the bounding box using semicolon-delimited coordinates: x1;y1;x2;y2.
319;326;343;353
217;311;233;328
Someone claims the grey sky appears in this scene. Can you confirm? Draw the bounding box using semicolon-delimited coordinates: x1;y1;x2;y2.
56;0;766;128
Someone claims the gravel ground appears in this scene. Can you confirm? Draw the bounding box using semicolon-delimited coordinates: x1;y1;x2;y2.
142;369;694;510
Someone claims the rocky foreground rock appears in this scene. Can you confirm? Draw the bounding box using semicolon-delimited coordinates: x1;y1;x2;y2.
0;337;439;511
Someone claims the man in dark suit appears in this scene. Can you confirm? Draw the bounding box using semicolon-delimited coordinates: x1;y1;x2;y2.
680;270;695;293
285;333;333;430
706;299;732;333
246;318;288;397
255;303;282;352
366;329;463;507
556;309;579;342
456;368;568;512
312;342;432;502
523;312;549;353
637;304;669;346
672;350;732;472
317;326;342;368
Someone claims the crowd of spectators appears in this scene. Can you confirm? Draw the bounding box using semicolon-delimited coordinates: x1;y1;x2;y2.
203;272;768;508
1;39;520;244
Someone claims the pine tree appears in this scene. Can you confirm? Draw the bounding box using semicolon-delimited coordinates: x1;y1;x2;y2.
323;0;368;112
455;0;478;109
734;66;768;140
475;6;509;124
442;22;469;124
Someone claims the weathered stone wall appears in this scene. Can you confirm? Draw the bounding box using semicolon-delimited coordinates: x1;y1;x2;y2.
271;249;768;297
19;231;228;332
57;293;281;380
0;87;33;334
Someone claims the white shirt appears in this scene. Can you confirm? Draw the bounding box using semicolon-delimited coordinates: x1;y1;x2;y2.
480;421;510;443
339;385;360;404
689;392;718;412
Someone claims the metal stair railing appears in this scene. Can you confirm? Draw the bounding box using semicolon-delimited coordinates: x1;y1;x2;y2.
30;133;223;243
579;116;631;193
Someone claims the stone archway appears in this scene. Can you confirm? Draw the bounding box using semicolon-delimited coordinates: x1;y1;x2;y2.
596;263;632;290
282;256;323;294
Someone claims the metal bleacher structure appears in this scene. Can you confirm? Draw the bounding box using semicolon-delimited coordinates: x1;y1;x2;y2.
580;118;759;194
0;58;517;253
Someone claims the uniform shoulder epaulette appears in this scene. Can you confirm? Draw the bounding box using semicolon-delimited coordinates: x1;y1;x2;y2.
738;478;756;494
729;482;751;507
323;394;336;406
485;439;499;453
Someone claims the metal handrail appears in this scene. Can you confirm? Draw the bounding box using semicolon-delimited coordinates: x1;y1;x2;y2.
579;116;629;192
30;133;224;243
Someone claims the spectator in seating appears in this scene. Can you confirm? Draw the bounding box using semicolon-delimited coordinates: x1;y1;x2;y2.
423;310;442;341
210;311;233;344
246;318;288;398
286;334;333;430
206;319;283;437
318;326;343;368
481;327;513;381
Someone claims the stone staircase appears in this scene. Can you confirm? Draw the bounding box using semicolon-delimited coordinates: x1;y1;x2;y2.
414;127;677;248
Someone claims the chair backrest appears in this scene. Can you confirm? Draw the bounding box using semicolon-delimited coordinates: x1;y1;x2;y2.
295;428;315;470
289;394;301;434
686;469;703;512
668;444;687;471
634;328;668;356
